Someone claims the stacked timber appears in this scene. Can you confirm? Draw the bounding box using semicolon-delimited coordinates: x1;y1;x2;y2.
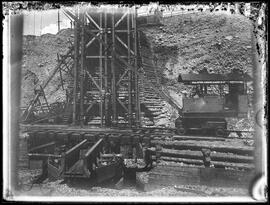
150;134;255;170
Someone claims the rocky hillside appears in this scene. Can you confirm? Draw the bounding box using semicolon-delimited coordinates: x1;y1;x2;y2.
142;12;253;81
21;29;73;107
140;12;254;130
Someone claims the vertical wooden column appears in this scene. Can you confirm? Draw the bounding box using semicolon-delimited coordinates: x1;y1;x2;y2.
127;8;132;127
99;13;104;127
80;12;85;127
133;7;141;126
111;10;117;125
104;11;109;126
72;7;79;125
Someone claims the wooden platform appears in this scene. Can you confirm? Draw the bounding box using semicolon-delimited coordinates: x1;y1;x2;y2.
20;124;134;133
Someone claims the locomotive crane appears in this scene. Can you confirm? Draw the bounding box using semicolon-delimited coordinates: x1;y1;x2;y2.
175;69;252;137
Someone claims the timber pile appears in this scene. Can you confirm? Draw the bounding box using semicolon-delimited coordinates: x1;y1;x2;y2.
151;135;255;170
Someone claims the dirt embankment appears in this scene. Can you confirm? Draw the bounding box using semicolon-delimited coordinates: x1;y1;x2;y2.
141;12;254;130
143;12;253;81
21;29;73;107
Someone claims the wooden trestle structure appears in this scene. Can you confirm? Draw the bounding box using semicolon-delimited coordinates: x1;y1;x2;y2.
64;6;141;127
21;5;180;127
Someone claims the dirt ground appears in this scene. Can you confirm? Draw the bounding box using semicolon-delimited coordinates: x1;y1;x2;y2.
17;168;250;198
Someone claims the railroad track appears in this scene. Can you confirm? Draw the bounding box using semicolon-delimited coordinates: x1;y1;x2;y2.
20;125;254;171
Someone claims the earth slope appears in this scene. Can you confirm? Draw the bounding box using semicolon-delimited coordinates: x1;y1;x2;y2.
140;12;254;131
142;12;253;82
21;29;73;107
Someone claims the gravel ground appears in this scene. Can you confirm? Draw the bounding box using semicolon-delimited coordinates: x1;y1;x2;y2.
17;168;250;198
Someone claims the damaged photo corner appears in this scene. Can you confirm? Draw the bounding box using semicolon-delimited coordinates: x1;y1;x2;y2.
2;2;268;202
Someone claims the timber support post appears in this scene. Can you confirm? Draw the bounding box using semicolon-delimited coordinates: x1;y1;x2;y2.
80;10;86;127
63;6;142;127
72;6;79;125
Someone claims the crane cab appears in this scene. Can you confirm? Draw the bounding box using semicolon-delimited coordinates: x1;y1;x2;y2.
176;69;252;137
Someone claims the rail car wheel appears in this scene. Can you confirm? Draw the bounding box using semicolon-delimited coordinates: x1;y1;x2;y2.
215;127;226;137
176;127;187;135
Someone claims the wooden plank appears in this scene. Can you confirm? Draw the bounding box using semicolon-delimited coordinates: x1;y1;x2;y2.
65;139;88;156
115;11;128;28
72;15;79;125
152;140;254;155
28;153;62;158
80;14;86;127
99;12;103;127
160;156;255;170
173;135;226;141
161;156;203;165
104;10;109;127
28;141;55;153
211;161;255;170
161;148;254;163
21;124;133;133
111;10;117;124
84;138;103;158
211;152;254;163
85;12;101;30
